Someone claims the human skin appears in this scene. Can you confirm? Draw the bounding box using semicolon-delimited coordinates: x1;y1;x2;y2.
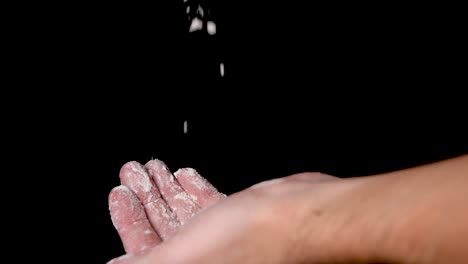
107;155;468;263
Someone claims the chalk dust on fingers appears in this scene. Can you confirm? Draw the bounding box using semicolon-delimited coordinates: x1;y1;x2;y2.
119;161;161;205
109;185;161;254
174;168;226;208
119;161;180;240
145;159;201;224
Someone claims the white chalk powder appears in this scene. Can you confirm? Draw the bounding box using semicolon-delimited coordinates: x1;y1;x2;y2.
174;192;193;203
197;6;204;17
207;21;216;35
127;162;153;193
158;202;171;220
220;63;224;77
184;0;224;77
189;17;203;32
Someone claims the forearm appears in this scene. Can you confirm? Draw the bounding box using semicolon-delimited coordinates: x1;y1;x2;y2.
299;154;468;263
377;154;468;263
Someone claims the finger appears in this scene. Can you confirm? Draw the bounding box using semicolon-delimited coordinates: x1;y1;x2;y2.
174;168;226;208
106;254;136;264
106;254;128;264
109;186;161;255
145;159;200;224
120;161;180;240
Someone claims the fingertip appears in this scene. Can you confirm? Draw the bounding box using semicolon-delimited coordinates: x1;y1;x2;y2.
109;185;146;229
109;185;132;202
108;184;162;254
144;159;170;174
119;161;160;204
174;168;217;192
119;161;144;182
145;161;202;223
120;161;143;173
107;254;133;264
144;159;175;193
173;167;194;178
174;168;224;208
108;185;134;214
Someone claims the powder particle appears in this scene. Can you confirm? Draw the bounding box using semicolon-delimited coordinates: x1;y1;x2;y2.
220;63;224;77
207;21;216;35
189;17;203;32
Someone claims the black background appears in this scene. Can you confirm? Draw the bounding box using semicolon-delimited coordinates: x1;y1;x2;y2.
9;2;466;263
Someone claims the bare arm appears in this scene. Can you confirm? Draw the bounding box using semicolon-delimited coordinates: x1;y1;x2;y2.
108;155;468;263
300;154;468;263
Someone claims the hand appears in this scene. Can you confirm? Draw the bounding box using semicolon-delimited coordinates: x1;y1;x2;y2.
107;161;362;264
109;155;468;263
108;160;225;257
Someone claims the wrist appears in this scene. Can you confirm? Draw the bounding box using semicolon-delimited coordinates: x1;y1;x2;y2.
298;175;404;263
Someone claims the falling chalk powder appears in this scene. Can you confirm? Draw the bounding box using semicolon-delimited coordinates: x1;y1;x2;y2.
189;18;203;32
183;1;224;81
220;63;224;77
207;21;216;35
198;6;204;17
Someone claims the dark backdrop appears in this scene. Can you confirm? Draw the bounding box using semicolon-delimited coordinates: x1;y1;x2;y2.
12;2;466;263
